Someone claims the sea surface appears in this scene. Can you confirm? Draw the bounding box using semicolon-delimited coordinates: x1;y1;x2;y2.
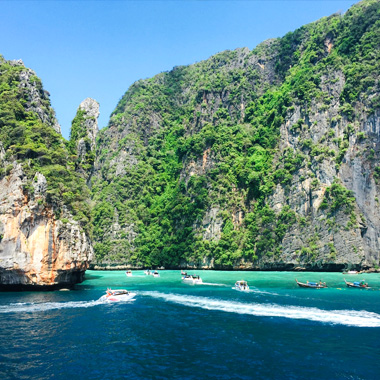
1;270;380;380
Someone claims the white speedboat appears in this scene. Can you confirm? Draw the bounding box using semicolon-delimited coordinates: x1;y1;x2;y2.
182;274;203;284
144;270;151;275
152;271;160;277
100;289;136;302
343;270;359;275
125;270;133;277
234;280;249;291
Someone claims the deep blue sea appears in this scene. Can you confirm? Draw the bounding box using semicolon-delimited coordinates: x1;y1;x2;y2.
1;270;380;380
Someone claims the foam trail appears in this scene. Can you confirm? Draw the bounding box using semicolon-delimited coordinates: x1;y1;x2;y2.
143;292;380;327
0;299;105;314
202;282;229;287
232;288;262;294
246;287;280;296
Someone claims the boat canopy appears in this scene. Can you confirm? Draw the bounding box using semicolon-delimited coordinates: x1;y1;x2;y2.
108;289;129;295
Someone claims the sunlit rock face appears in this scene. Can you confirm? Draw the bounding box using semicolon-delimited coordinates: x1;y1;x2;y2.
0;164;93;288
77;97;99;149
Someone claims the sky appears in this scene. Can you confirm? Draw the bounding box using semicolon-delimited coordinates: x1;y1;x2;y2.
1;0;358;139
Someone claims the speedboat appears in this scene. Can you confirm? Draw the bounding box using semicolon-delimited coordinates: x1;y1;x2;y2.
100;289;136;302
295;279;327;288
181;271;187;276
344;279;369;288
125;270;133;277
144;270;151;275
182;274;203;284
234;280;249;291
152;271;160;277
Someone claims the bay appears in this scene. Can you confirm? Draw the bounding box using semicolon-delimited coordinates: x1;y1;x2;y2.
1;270;379;380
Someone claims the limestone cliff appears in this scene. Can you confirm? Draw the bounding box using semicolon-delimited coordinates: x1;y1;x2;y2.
0;56;93;288
0;164;92;288
69;98;99;182
91;0;380;271
8;58;61;134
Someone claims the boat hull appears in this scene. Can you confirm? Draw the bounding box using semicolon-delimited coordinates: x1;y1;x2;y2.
99;291;136;302
344;280;369;288
234;286;250;291
295;280;326;289
182;278;202;284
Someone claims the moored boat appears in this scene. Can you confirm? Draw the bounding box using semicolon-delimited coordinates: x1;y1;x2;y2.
144;270;151;275
234;280;249;291
344;279;369;288
99;289;136;302
343;270;359;275
125;270;133;277
182;274;203;284
152;271;160;277
181;271;187;276
295;279;327;288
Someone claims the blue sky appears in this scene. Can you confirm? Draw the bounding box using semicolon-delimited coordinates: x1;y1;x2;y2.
1;0;357;139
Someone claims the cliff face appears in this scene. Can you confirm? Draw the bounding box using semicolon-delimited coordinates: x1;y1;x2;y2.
0;57;93;288
268;77;378;270
0;165;92;287
9;59;61;134
91;41;281;265
91;0;380;271
69;98;99;182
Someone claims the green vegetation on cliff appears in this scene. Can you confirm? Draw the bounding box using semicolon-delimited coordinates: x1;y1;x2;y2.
92;0;380;268
0;57;91;233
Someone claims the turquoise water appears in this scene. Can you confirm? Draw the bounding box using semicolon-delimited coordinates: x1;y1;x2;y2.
1;270;380;379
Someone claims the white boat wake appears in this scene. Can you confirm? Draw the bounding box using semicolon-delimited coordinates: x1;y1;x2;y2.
246;287;280;296
0;296;136;314
142;291;380;328
0;300;104;313
202;282;229;287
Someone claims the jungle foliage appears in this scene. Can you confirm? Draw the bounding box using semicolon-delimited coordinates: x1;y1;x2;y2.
92;0;380;267
0;57;91;233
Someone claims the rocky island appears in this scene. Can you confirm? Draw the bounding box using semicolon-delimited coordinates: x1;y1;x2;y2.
0;58;94;289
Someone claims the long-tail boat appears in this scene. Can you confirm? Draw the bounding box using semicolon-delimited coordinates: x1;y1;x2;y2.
344;279;369;288
295;279;327;288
